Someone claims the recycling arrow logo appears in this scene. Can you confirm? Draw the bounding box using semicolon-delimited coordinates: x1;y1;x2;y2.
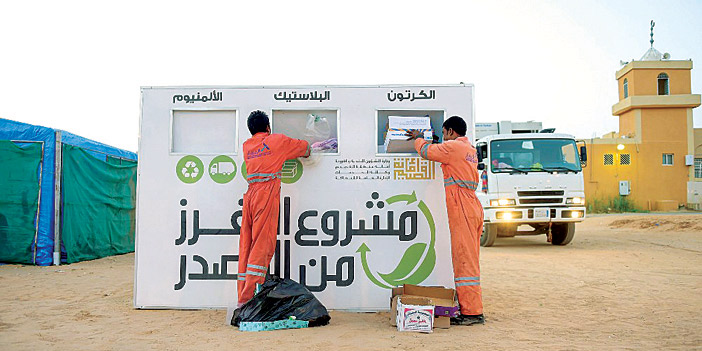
176;155;204;184
357;191;436;289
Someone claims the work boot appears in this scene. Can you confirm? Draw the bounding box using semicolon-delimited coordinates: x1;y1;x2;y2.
450;314;485;326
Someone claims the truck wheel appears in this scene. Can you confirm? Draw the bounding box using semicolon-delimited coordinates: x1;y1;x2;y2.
551;223;575;245
481;223;497;247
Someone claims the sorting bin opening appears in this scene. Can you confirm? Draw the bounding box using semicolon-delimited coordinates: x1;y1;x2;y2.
376;110;445;155
171;109;239;155
271;109;339;155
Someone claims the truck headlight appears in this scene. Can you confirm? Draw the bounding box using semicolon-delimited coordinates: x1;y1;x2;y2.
566;197;584;205
490;198;516;206
496;211;523;220
562;210;584;218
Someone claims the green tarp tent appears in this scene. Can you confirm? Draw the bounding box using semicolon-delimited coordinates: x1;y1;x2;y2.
0;118;137;265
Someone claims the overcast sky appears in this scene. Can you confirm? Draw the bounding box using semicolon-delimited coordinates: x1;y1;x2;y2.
1;0;700;152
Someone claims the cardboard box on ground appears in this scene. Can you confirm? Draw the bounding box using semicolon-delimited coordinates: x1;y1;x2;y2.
391;284;459;332
384;116;432;153
396;297;434;333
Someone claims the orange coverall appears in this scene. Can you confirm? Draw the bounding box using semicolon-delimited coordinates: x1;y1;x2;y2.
238;132;310;304
415;137;484;315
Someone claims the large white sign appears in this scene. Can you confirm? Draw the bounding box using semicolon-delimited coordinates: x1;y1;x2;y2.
134;85;474;310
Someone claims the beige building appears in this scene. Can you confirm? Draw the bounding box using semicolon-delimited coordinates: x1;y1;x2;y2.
583;30;701;211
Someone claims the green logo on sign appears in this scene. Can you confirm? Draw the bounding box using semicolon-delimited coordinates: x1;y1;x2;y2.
357;191;436;289
176;155;204;184
281;159;303;184
208;155;237;184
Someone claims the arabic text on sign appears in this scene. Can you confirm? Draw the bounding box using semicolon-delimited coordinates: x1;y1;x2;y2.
387;89;435;102
273;91;330;102
172;90;223;104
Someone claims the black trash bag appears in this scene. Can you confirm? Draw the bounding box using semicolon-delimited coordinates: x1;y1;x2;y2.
231;275;331;327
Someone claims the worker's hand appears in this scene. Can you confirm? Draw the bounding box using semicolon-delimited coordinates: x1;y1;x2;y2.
405;130;423;141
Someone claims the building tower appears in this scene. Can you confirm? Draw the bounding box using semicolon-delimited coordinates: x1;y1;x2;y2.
584;21;700;211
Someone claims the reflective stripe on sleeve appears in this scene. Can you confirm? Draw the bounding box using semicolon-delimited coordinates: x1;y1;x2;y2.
420;144;430;159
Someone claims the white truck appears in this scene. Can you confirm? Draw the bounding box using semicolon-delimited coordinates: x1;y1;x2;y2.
474;133;587;247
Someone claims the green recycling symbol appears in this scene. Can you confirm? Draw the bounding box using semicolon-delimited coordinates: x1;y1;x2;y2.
356;191;436;289
176;155;204;184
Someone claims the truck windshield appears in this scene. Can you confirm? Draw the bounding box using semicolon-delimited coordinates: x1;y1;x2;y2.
490;138;582;173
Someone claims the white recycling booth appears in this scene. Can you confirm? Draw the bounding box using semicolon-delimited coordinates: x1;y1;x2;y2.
134;84;475;310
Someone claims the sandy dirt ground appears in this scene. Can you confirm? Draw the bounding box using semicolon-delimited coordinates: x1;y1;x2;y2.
1;214;700;351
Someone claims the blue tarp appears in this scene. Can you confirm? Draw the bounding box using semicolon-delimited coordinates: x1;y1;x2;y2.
0;118;137;265
62;130;137;162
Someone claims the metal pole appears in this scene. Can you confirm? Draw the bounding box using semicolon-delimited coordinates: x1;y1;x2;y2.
33;141;44;265
53;131;62;265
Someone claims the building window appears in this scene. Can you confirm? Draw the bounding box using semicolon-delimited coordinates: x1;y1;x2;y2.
620;153;631;165
657;73;669;95
623;78;629;98
604;154;614;165
662;153;673;166
695;158;702;178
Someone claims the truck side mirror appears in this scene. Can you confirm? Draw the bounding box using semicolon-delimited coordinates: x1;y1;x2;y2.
477;163;485;170
580;145;587;166
476;144;486;162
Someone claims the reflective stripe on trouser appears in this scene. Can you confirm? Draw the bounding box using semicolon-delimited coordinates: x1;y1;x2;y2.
237;181;280;304
445;187;484;315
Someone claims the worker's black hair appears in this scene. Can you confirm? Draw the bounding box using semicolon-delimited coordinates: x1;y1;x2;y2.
442;115;467;136
247;110;270;135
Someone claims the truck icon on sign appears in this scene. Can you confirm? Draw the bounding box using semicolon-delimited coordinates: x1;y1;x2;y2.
210;161;235;176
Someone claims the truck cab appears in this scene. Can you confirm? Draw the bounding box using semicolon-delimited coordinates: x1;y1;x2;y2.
475;133;587;246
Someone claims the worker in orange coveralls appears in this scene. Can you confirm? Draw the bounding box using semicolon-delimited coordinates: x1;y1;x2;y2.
237;110;310;305
406;116;485;325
